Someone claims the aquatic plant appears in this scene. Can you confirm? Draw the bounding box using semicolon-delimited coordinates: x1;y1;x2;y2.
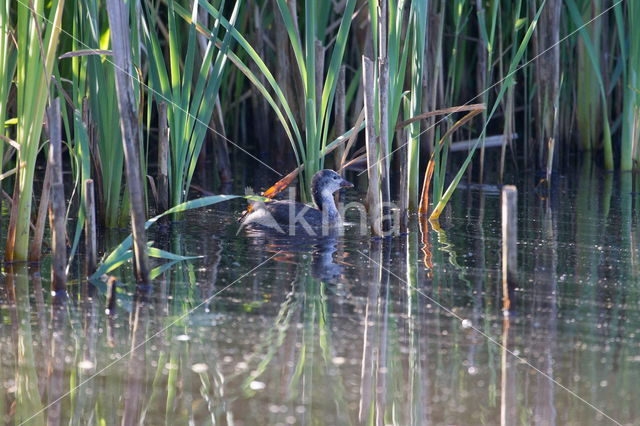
567;0;613;170
0;0;15;179
7;0;66;262
429;1;545;221
619;0;640;170
267;0;358;201
144;0;240;212
68;0;128;228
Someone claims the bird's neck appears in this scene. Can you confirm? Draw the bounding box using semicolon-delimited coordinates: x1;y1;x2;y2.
313;188;340;221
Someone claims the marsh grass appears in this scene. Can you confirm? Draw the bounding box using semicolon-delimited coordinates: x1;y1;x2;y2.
76;0;127;228
272;0;359;201
8;0;65;262
567;0;613;170
144;0;240;213
0;0;15;178
429;1;545;221
619;1;640;170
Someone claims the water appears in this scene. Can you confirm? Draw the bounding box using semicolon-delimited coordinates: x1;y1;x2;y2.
1;168;639;425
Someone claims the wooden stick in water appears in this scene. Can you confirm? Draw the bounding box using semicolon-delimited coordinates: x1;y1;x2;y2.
84;179;97;277
501;185;517;314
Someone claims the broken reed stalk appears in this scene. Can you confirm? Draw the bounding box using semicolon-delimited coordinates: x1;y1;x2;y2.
47;99;66;291
106;275;118;314
84;179;97;277
83;100;105;226
29;145;51;262
419;108;485;215
107;0;150;284
362;56;383;237
395;103;486;130
157;102;169;214
50;183;66;291
501;185;517;314
546;137;555;186
378;58;391;234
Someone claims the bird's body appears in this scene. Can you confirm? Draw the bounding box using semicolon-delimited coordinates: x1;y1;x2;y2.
240;169;353;235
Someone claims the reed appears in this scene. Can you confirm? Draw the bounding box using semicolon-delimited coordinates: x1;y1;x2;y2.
445;0;470;107
7;0;66;262
498;0;523;181
620;0;640;171
429;2;545;221
566;0;613;170
107;0;150;284
574;0;601;153
475;0;499;181
273;0;358;200
407;0;428;210
362;56;383;236
53;1;102;265
84;179;97;277
421;106;485;215
144;0;241;212
47;99;67;290
82;0;127;227
0;0;15;178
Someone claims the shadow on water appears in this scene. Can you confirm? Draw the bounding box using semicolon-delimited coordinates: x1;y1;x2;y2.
2;168;640;424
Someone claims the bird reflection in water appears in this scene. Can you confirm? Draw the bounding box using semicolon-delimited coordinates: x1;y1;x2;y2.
243;226;347;284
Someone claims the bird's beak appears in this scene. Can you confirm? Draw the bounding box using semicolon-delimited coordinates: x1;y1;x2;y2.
340;178;354;188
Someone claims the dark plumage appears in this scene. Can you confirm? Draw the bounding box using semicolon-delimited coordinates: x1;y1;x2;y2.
240;169;353;234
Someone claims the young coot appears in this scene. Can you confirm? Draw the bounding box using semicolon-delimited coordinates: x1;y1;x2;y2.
240;169;353;234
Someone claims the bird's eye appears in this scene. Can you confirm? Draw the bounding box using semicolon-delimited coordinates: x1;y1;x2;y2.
333;176;338;180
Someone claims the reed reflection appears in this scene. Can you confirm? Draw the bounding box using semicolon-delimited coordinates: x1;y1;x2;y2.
2;179;640;424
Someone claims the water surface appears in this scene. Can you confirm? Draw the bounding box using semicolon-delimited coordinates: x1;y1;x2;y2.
1;167;639;425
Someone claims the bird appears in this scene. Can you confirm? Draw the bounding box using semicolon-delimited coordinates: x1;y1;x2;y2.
239;169;353;235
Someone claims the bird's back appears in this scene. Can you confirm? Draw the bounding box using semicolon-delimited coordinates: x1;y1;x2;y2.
240;200;340;235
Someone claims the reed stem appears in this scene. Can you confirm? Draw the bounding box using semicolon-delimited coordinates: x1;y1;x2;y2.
84;179;97;277
47;99;66;292
107;0;150;284
363;56;383;236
